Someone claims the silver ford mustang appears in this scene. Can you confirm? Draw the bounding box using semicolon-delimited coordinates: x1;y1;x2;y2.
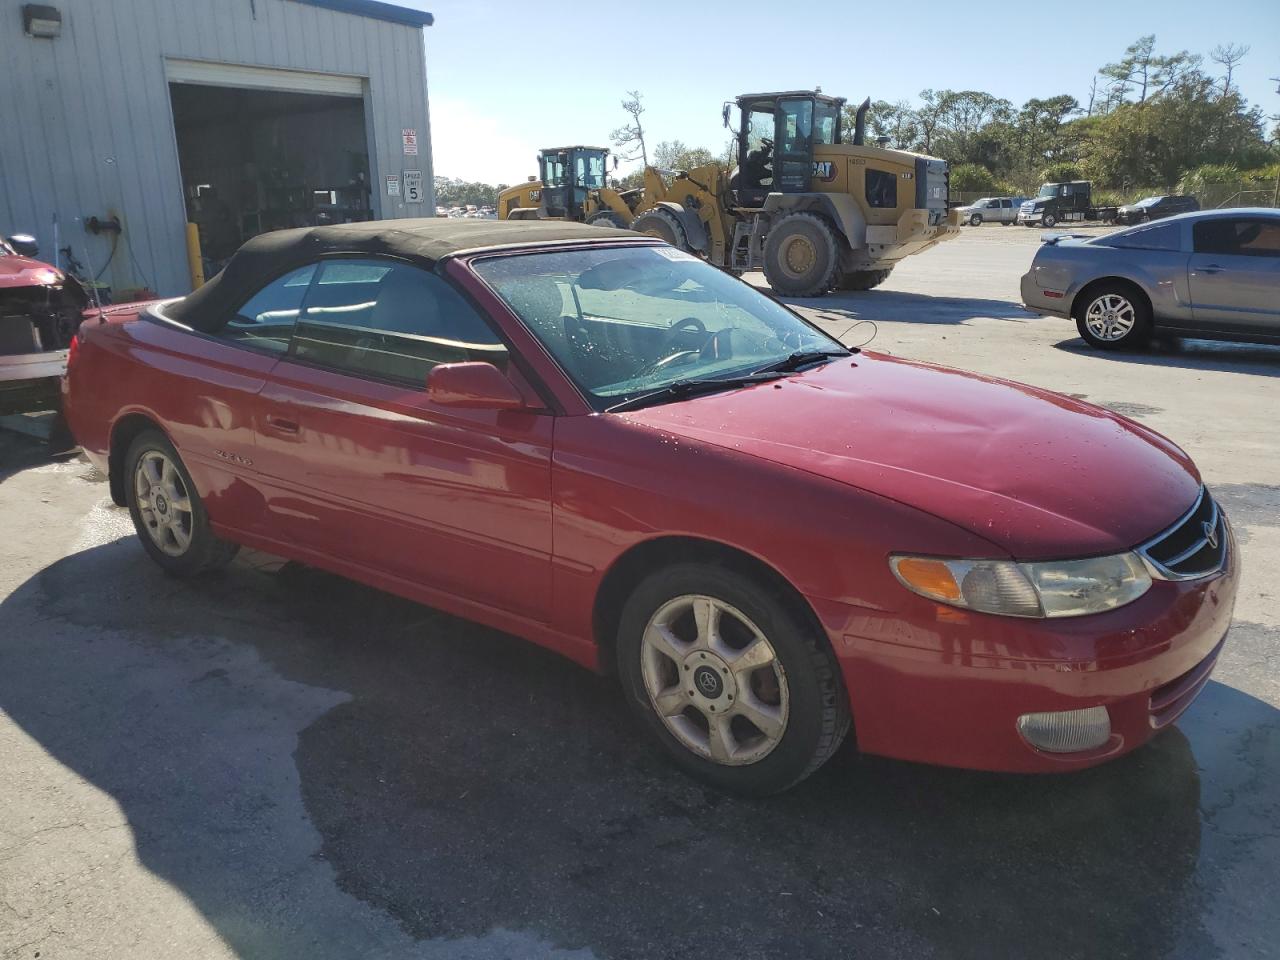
1020;208;1280;350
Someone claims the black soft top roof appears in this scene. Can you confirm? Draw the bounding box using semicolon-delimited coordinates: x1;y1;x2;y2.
167;218;636;330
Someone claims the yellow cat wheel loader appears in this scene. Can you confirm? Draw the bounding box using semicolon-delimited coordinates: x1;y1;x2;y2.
497;146;638;227
628;91;963;297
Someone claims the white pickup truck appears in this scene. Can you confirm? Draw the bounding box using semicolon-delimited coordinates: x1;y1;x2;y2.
956;196;1027;226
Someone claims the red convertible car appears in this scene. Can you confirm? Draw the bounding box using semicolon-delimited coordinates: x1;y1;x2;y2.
64;220;1237;793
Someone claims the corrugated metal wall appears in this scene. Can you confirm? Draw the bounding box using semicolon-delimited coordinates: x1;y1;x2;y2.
0;0;433;296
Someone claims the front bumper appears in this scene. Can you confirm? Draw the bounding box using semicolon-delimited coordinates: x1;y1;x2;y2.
810;530;1239;773
1017;211;1044;225
0;350;68;415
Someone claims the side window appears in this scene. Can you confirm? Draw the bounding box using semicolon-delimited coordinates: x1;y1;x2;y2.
866;169;898;208
1236;220;1280;257
1001;199;1012;209
1102;221;1183;252
1194;219;1280;257
290;259;507;383
220;264;316;353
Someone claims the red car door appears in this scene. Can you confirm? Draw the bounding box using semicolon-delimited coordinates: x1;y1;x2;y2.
252;257;555;622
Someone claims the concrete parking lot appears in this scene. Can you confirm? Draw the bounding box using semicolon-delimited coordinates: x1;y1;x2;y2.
1;225;1277;960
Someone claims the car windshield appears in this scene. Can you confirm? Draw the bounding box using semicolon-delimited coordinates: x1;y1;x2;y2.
473;245;844;411
1037;184;1058;198
1136;196;1164;207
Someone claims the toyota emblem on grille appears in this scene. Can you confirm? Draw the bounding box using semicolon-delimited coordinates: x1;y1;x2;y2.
1202;521;1219;550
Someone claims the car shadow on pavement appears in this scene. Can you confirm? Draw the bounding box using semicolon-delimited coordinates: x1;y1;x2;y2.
1053;336;1280;377
2;538;1277;959
768;288;1033;327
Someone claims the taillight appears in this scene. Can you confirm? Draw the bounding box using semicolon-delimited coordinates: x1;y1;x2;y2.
66;329;81;369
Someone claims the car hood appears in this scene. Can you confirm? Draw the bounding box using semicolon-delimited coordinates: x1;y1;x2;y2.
0;254;64;290
620;353;1200;559
1117;204;1145;213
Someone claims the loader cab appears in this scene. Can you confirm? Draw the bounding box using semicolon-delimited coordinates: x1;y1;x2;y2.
537;146;610;219
733;91;845;207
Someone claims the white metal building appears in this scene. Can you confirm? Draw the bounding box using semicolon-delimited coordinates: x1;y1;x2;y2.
0;0;435;297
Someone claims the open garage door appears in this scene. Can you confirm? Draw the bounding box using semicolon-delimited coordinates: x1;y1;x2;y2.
167;60;373;276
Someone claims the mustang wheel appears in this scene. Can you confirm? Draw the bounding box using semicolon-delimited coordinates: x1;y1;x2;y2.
1075;284;1152;351
618;563;849;794
125;430;238;576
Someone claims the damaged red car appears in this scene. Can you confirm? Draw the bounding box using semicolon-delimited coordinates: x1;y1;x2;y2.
0;233;87;417
63;220;1237;794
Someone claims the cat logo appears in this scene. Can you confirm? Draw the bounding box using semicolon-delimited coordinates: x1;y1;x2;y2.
812;161;837;182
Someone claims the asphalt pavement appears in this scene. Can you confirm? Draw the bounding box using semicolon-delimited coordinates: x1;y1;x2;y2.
1;224;1277;960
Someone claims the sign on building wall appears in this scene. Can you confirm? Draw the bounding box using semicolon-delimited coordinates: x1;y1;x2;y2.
385;175;400;196
403;170;423;203
402;128;419;156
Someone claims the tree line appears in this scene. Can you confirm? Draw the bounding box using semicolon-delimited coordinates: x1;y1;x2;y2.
852;36;1276;200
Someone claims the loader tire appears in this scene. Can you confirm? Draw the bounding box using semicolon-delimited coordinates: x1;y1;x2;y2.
630;208;688;250
763;213;839;298
835;268;892;291
587;211;629;229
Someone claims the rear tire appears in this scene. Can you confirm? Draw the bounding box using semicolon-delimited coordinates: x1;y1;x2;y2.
124;430;238;577
630;208;688;250
617;562;850;795
762;212;840;297
1073;283;1153;351
587;210;628;229
836;268;891;291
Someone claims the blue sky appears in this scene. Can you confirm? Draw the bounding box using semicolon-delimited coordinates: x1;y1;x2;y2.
403;0;1280;184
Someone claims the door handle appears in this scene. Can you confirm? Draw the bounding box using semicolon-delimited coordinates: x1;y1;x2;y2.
1201;264;1224;274
265;414;300;436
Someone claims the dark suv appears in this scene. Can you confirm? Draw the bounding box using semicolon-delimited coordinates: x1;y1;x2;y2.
1114;195;1199;226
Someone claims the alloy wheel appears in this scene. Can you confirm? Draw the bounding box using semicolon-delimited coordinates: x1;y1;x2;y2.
640;594;790;766
1085;293;1137;342
133;450;194;557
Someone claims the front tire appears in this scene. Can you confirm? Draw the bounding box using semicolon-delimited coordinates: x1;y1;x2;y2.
969;213;983;226
617;563;850;794
1042;212;1058;228
587;210;628;229
630;208;688;250
762;212;840;297
124;430;238;576
1074;284;1152;351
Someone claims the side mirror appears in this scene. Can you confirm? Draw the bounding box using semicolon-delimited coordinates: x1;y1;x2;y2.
6;234;39;258
722;103;731;129
427;362;526;410
611;154;619;171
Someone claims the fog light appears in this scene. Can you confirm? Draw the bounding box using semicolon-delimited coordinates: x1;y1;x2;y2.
1016;706;1110;753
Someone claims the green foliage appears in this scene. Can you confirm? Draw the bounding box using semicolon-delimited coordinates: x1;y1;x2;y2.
847;36;1268;198
1041;162;1083;184
653;141;716;171
950;163;1000;194
435;178;508;208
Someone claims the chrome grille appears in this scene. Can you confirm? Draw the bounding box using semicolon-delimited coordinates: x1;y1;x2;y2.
1138;488;1227;580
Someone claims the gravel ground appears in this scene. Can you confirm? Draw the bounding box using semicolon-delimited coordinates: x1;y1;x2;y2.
1;224;1277;960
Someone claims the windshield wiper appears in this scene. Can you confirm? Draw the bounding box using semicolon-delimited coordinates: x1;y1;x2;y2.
752;348;850;375
605;372;787;413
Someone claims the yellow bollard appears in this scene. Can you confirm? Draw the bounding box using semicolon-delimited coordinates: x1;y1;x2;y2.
185;222;205;289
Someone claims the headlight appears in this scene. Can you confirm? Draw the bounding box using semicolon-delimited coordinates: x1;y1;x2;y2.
890;553;1152;618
